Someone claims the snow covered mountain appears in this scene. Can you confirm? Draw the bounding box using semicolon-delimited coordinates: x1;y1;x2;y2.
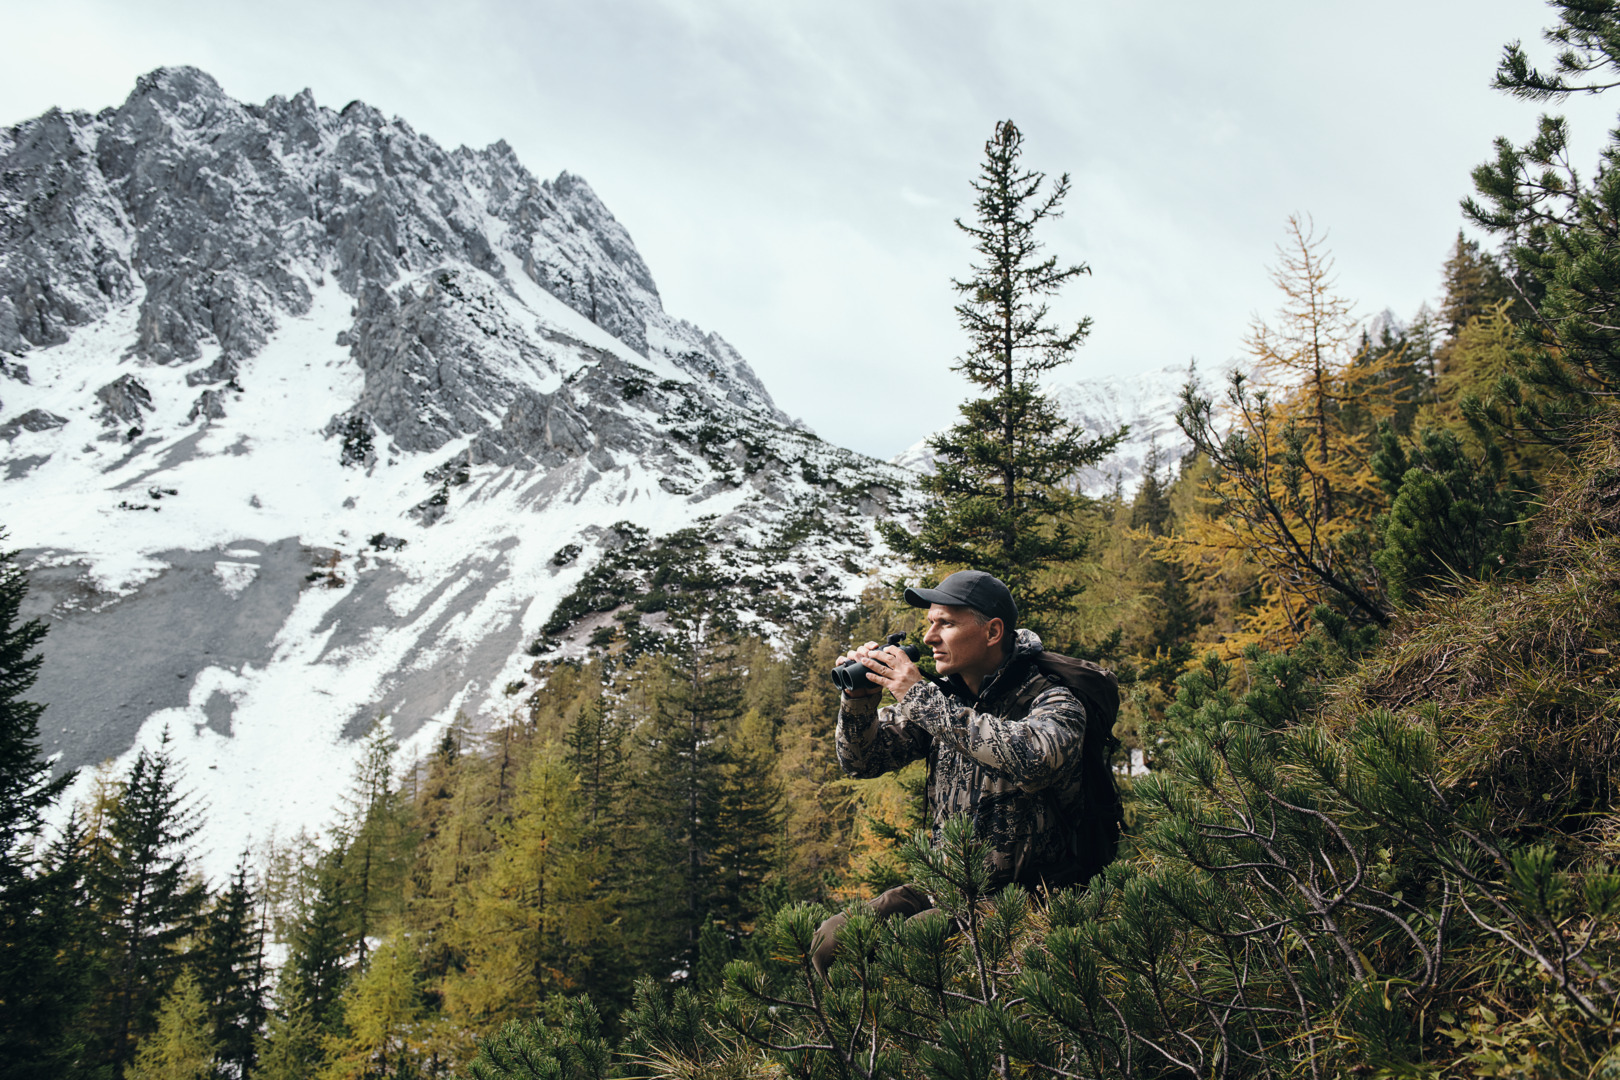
0;68;914;878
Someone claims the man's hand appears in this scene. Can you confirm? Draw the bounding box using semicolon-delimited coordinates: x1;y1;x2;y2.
835;641;923;701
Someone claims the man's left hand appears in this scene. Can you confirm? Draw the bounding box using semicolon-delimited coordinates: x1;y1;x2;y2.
847;642;923;701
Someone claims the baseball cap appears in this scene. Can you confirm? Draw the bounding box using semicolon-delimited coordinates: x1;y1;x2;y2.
904;570;1018;630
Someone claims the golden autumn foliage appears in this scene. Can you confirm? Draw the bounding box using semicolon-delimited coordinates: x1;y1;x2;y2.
440;748;613;1027
1156;217;1401;651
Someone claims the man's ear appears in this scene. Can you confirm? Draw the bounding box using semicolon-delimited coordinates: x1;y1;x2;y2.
985;617;1006;649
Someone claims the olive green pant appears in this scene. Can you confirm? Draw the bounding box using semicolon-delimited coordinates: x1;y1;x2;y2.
811;884;943;981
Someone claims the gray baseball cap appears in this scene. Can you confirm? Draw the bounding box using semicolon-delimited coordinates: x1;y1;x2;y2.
904;570;1018;629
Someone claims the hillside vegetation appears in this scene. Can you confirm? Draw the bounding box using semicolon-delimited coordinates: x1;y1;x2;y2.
12;3;1620;1078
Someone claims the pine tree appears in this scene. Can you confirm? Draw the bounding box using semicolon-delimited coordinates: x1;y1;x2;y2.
774;630;859;899
612;614;782;975
0;536;70;892
1407;302;1443;406
1464;1;1620;448
881;119;1122;629
1129;448;1200;693
254;973;325;1080
1371;424;1531;605
636;635;734;968
557;677;641;1006
88;733;207;1077
708;706;783;934
1;810;101;1079
128;970;218;1080
463;997;612;1080
0;537;87;1078
198;854;269;1080
401;726;514;1020
1438;230;1518;335
282;853;356;1035
562;677;626;840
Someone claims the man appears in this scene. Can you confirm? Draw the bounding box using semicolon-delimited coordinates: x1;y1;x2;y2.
811;569;1096;979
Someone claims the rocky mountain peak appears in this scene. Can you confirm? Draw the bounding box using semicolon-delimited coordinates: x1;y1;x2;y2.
0;69;914;876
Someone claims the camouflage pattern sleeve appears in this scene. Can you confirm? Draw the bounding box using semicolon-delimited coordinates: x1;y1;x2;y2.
896;681;1087;792
836;691;933;779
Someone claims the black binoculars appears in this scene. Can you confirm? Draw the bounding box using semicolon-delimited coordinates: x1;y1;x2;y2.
829;633;921;693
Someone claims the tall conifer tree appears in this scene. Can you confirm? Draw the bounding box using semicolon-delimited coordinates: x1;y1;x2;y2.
0;538;87;1077
198;855;269;1080
882;120;1121;628
320;936;423;1080
127;970;217;1080
640;632;734;966
282;854;356;1034
255;974;325;1080
1169;218;1397;643
2;811;101;1079
1439;230;1518;335
445;748;611;1022
773;630;857;899
88;733;206;1077
0;539;68;889
708;707;782;935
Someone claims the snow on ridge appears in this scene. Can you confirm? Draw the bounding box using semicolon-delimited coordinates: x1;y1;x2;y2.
14;276;904;882
1;68;916;880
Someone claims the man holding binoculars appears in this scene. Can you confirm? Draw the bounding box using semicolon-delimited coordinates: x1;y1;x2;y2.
811;569;1105;979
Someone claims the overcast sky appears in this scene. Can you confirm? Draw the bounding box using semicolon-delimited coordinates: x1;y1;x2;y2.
3;0;1614;459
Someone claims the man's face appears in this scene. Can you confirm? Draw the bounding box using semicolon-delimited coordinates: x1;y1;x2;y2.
922;603;1005;677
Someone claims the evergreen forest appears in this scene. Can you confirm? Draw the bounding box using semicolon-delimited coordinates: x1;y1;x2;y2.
12;4;1620;1077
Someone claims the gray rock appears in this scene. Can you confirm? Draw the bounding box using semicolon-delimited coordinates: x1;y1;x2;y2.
187;389;226;423
185;355;240;387
0;408;67;440
4;453;49;479
19;540;310;776
95;374;153;425
0;108;135;352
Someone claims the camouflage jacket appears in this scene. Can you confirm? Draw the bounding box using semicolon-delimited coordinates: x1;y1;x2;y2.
836;629;1090;889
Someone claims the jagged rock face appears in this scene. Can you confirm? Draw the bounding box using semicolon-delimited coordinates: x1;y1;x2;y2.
186;389;226;423
2;68;783;423
0;109;136;352
0;67;916;879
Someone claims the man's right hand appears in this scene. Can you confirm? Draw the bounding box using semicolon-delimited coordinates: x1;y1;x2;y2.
835;642;884;697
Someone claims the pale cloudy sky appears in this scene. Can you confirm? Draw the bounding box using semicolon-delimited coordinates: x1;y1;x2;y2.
3;0;1613;458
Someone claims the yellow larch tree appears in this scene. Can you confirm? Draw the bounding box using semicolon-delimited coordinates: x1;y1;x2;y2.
773;628;859;900
438;746;613;1029
320;935;424;1080
127;971;217;1080
1159;217;1401;650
